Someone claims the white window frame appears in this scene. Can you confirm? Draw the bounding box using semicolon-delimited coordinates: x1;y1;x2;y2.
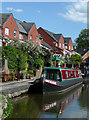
72;46;73;50
36;36;38;43
5;27;9;36
30;34;32;41
14;30;17;37
66;71;68;78
59;42;61;48
56;43;57;47
63;44;64;48
19;33;22;39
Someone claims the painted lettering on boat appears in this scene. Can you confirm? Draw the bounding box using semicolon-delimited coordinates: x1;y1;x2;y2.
44;79;57;85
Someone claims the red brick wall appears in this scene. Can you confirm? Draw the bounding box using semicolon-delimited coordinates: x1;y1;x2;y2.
58;35;65;50
28;24;40;45
0;28;2;35
68;39;74;51
3;14;19;39
38;27;56;47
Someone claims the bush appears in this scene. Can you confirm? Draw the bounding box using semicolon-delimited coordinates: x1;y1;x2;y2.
9;71;15;76
2;97;13;118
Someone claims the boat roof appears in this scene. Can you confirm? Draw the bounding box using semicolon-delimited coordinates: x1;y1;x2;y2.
44;67;80;71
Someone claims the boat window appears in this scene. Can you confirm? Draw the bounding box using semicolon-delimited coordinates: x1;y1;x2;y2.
66;71;68;78
74;72;76;77
43;69;61;81
71;72;73;77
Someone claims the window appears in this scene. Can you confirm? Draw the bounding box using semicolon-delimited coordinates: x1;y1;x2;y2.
43;69;61;81
14;30;17;37
56;43;57;47
72;46;73;50
66;71;68;78
23;34;25;39
30;34;32;41
59;43;61;47
19;33;22;39
71;72;73;77
66;46;67;49
5;27;9;35
69;46;70;50
74;72;76;77
63;44;64;48
36;36;38;43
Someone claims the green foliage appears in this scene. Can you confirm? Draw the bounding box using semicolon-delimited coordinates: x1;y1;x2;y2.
65;55;68;63
35;57;44;69
28;69;33;77
2;97;13;118
2;39;51;75
28;70;33;74
9;71;15;76
2;45;17;69
69;54;82;64
2;45;27;72
49;60;53;66
22;71;27;75
75;29;89;50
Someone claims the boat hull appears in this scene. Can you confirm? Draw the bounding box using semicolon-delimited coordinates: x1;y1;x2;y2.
43;78;83;94
29;78;83;94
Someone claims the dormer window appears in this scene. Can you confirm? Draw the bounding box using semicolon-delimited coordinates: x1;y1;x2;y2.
14;30;17;37
56;43;57;47
19;33;22;39
30;34;32;41
63;44;64;48
66;46;67;49
36;36;38;43
59;43;61;47
5;27;9;36
72;46;73;50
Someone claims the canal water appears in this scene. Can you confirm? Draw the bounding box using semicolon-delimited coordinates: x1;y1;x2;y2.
6;84;89;119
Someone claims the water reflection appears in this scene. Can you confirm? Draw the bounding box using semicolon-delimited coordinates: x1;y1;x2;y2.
6;84;88;119
42;85;82;118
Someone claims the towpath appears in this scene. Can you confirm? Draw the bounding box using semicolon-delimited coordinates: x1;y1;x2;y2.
0;77;39;98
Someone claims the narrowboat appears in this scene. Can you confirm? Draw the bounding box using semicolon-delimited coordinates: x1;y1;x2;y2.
29;67;83;94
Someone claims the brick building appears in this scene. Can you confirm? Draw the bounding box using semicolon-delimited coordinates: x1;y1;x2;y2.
0;13;42;45
38;27;74;58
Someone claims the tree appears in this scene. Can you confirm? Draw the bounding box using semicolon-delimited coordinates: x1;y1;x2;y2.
69;54;83;67
75;29;89;50
2;45;27;71
2;39;51;76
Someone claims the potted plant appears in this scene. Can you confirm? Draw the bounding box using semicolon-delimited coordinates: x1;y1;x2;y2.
9;71;15;81
28;70;33;79
22;71;27;79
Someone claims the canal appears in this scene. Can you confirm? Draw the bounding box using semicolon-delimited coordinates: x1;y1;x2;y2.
6;84;89;119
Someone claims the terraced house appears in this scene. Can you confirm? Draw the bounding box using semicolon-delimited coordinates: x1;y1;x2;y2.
0;13;41;45
38;27;74;58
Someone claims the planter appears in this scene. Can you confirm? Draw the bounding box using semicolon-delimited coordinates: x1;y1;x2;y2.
23;75;26;79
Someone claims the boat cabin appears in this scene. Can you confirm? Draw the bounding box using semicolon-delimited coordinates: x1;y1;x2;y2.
42;67;82;82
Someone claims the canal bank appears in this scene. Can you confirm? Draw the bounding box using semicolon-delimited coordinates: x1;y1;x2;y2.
0;77;39;98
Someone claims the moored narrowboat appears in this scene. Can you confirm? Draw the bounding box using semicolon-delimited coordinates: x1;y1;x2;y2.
29;67;83;94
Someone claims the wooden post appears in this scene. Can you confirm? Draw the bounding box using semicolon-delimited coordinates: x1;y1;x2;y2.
53;60;56;67
64;63;66;67
72;63;74;68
